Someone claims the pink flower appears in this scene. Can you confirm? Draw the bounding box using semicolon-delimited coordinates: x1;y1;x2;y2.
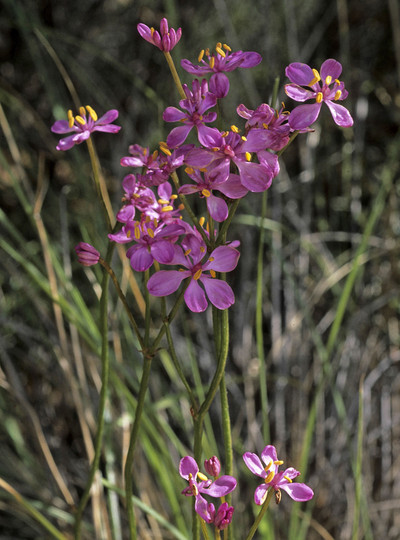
285;59;353;129
243;445;314;505
51;106;120;151
137;18;182;52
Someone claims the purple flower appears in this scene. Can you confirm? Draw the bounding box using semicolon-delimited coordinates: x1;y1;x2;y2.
179;456;236;522
243;445;314;505
285;59;353;129
51;106;120;151
137;18;182;52
163;79;221;148
204;456;221;478
195;500;234;530
75;242;100;266
182;43;262;98
115;174;158;223
237;103;291;151
147;234;240;312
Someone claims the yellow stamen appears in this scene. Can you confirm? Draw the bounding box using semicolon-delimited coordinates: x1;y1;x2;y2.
162;205;173;212
210;270;216;278
171;194;178;200
209;56;215;69
230;124;240;133
245;152;252;162
201;189;211;197
223;43;231;51
274;460;284;465
134;226;140;240
199;217;205;226
193;269;202;280
284;475;293;483
158;198;169;204
325;75;332;85
316;92;323;103
265;470;275;483
264;461;272;471
67;109;74;128
335;79;340;85
75;115;86;125
262;123;269;130
200;246;206;253
184;249;192;256
205;48;210;56
197;472;208;481
216;46;225;57
185;166;194;175
241;135;247;141
159;142;172;156
308;68;321;86
221;131;229;137
127;229;131;238
216;42;222;49
151;27;155;36
198;49;205;62
86;105;98;121
153;218;158;227
147;228;154;238
152;150;158;160
208;257;214;262
334;90;342;100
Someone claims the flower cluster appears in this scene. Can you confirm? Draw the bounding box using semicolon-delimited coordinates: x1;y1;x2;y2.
56;19;353;316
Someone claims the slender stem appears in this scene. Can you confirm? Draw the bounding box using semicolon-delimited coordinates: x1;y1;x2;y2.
99;258;145;351
244;489;274;540
163;51;186;100
86;137;113;233
215;200;241;247
74;241;115;538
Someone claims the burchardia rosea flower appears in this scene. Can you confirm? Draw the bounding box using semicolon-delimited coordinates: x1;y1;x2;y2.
179;456;236;523
137;17;182;52
285;59;353;129
243;445;314;505
51;106;120;151
181;43;261;98
147;233;240;312
236;103;291;151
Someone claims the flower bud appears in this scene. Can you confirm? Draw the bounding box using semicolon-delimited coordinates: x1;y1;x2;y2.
214;502;234;530
75;242;100;266
204;456;220;477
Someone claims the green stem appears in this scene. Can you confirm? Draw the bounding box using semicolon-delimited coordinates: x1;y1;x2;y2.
74;241;115;539
244;489;274;540
163;51;186;100
86;137;113;233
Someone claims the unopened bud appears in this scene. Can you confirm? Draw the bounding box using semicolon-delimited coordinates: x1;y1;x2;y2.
204;456;221;477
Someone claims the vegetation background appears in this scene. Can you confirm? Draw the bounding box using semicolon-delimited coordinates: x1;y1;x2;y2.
0;0;399;538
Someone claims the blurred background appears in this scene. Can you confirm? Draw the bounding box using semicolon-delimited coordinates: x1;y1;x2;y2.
0;0;399;538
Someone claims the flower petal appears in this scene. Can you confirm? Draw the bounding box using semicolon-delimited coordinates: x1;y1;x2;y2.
206;193;228;222
243;452;266;477
288;103;322;130
128;246;153;272
184;279;208;312
284;84;315;103
260;445;278;466
325;100;354;127
179;456;199;480
280;482;314;501
203;475;237;497
205;246;240;272
320;59;342;81
254;484;269;505
285;62;315;86
147;270;187;296
167;125;193;148
201;277;235;310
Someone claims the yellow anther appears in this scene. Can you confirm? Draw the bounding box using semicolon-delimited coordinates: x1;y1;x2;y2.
178;204;184;210
325;75;332;86
152;150;158;159
185;166;195;175
316;92;323;103
284;475;293;483
158;198;169;204
241;135;247;141
308;68;321;86
127;229;131;238
79;106;86;117
334;90;342;101
147;228;154;238
223;43;231;51
208;257;214;262
205;48;210;56
200;168;208;173
262;123;269;130
197;472;208;481
159;144;172;156
75;115;86;125
199;217;205;226
265;470;275;483
67;109;74;128
221;131;229;137
162;205;173;212
216;42;222;49
245;152;252;162
209;56;215;69
134;226;140;240
201;189;211;197
264;461;272;471
216;46;225;57
230;124;240;133
198;49;205;62
151;27;155;36
274;460;284;465
200;246;206;253
184;249;192;256
86;105;98;121
153;218;158;227
171;194;178;200
335;79;340;85
193;269;202;280
210;270;216;278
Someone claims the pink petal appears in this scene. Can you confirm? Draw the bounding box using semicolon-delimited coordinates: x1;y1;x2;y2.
325;100;354;127
51;120;74;134
203;475;237;497
284;84;315;103
147;270;187;296
201;277;235;310
280;482;314;501
216;173;248;199
179;456;199;480
243;452;265;477
285;62;315;85
204;246;240;272
260;445;278;466
254;484;269;505
163;107;187;122
288;103;322;130
184;279;208;312
167;125;193;148
96;109;119;125
209;72;230;98
128;246;153;271
320;59;342;81
206;194;228;222
236;161;273;192
197;125;223;148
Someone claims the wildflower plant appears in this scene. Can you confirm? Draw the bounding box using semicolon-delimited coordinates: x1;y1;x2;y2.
49;15;353;540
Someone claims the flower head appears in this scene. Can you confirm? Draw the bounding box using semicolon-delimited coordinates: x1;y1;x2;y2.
75;242;100;266
137;18;182;52
51;106;120;151
284;59;353;129
243;445;314;505
204;456;221;478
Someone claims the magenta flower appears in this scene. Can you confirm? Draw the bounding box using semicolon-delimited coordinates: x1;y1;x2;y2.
179;456;236;522
147;235;240;312
115;174;158;223
236;103;291;151
243;445;314;505
75;242;100;266
182;43;261;98
137;18;182;52
195;500;234;530
285;59;353;129
163;79;221;148
51;106;120;151
204;456;221;478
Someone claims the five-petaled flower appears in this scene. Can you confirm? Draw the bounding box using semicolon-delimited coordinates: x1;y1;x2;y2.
243;445;314;505
51;106;121;151
285;59;353;129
